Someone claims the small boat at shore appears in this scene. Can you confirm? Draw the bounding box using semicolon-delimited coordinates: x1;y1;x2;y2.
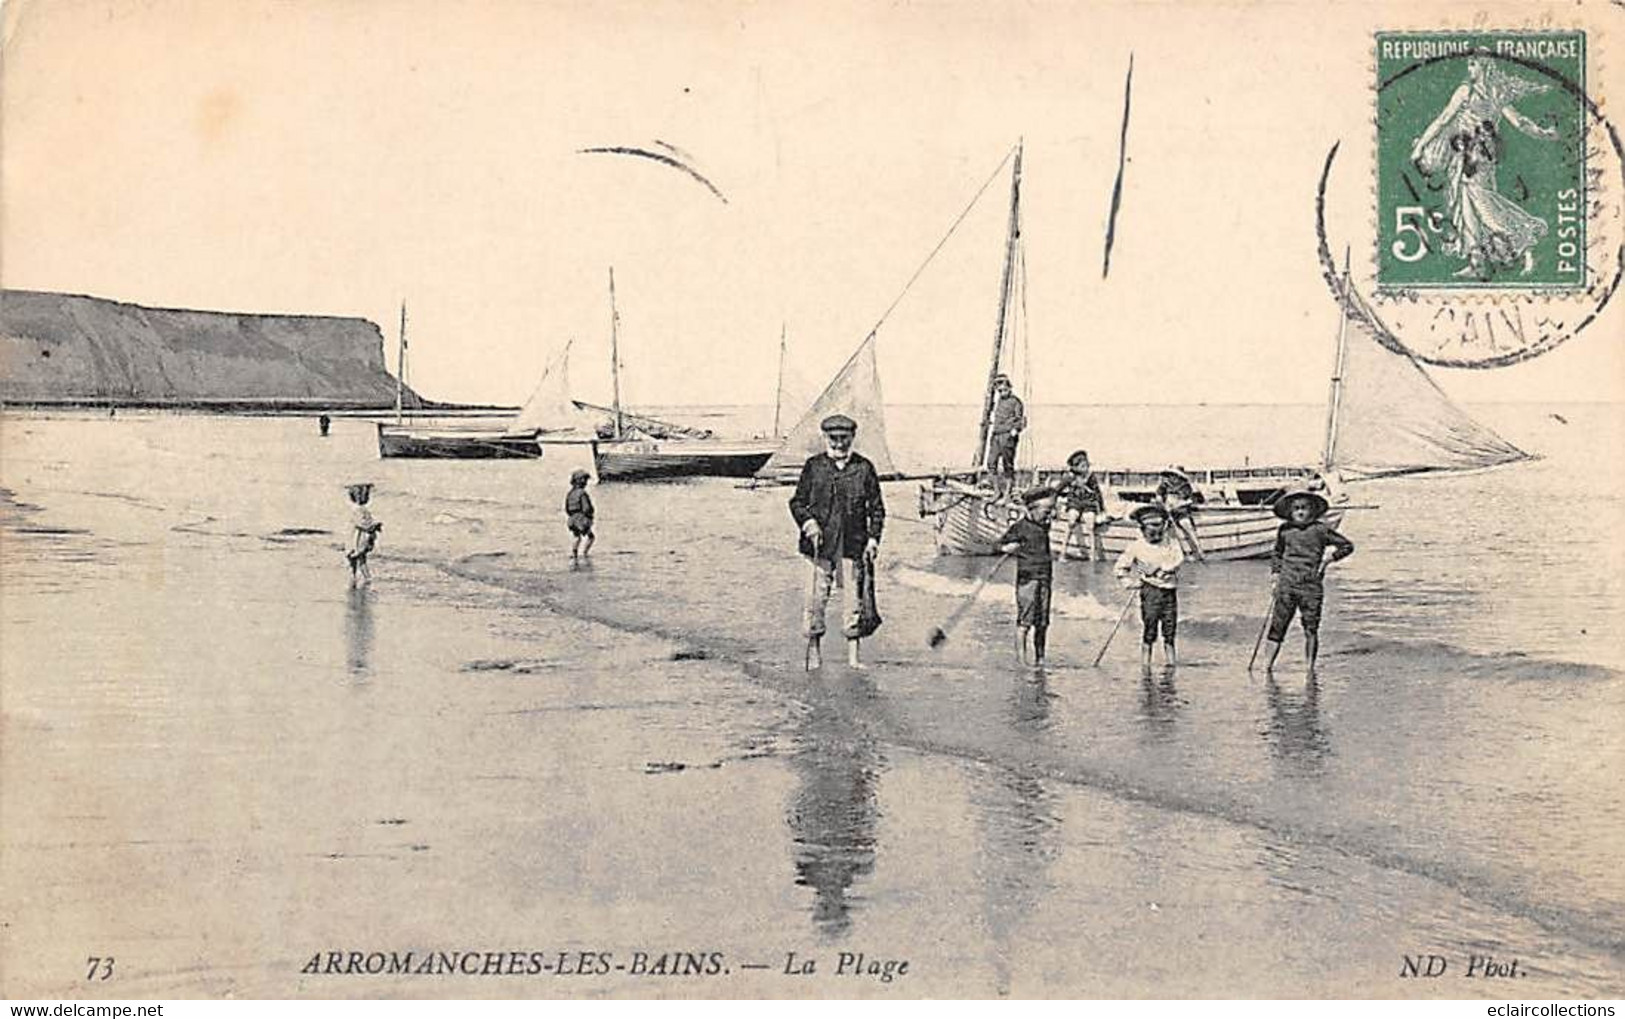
376;304;545;459
586;269;776;481
375;423;543;459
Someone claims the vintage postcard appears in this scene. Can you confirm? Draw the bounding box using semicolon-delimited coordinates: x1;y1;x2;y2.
2;0;1622;1002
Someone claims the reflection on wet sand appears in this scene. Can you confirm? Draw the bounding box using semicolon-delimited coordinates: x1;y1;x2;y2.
1137;669;1184;743
971;675;1062;996
784;674;882;939
345;585;374;679
1263;675;1331;775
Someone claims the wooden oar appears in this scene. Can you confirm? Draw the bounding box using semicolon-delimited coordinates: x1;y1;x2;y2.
1247;578;1278;671
1092;586;1139;666
927;554;1011;649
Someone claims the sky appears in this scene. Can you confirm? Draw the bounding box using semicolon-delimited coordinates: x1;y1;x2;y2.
3;0;1621;409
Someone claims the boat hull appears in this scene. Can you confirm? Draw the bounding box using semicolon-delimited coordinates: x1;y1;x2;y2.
377;424;543;459
592;439;776;481
921;473;1343;561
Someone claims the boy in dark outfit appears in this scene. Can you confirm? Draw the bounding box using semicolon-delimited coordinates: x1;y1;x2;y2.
998;486;1057;667
1261;489;1354;676
1055;449;1106;560
789;414;886;670
566;468;595;559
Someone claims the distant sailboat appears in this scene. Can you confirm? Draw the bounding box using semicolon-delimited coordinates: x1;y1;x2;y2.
585;268;779;481
757;333;901;481
376;304;546;459
1319;282;1531;481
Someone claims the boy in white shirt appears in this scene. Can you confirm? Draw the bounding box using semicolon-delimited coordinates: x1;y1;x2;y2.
1114;503;1185;668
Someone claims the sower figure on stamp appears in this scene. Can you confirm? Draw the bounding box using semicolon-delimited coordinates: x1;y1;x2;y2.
986;373;1026;501
790;414;886;671
1261;489;1354;677
1410;55;1561;279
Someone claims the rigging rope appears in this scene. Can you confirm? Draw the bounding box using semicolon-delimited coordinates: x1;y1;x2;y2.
1016;243;1035;481
843;145;1020;360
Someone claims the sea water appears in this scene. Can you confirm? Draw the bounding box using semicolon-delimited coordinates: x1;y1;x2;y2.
1;403;1621;997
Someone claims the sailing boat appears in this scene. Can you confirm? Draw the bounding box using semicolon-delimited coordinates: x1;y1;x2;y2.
915;142;1049;554
375;304;547;459
1067;264;1533;560
925;257;1533;560
770;141;1531;558
589;268;779;481
753;143;1024;487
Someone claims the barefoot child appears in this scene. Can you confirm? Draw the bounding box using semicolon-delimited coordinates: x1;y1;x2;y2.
566;469;595;559
345;483;383;585
997;486;1057;667
1262;489;1354;675
1114;504;1185;668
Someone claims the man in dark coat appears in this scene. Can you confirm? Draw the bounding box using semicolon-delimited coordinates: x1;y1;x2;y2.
789;413;886;670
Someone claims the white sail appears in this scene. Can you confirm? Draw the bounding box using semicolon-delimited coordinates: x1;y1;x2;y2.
759;335;898;476
1329;289;1531;480
509;342;590;435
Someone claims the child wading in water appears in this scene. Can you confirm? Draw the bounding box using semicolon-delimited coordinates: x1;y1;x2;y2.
345;483;383;585
997;486;1058;667
1114;503;1185;669
566;469;595;559
1261;488;1354;676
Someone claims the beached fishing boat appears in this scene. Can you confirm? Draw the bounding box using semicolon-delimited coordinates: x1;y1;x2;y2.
587;268;777;481
375;305;546;459
376;423;544;459
758;140;1531;558
922;257;1532;558
909;143;1341;559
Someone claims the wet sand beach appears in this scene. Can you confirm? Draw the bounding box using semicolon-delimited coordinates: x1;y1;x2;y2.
2;406;1622;998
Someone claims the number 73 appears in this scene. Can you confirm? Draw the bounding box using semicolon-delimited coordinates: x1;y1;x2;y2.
1391;206;1449;262
85;956;115;980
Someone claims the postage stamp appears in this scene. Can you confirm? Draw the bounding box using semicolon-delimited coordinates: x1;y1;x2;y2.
1375;31;1587;292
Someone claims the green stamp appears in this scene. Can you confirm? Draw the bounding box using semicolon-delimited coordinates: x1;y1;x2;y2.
1376;31;1586;291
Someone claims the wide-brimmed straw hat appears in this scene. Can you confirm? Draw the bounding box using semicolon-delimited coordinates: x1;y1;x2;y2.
1160;466;1191;482
1130;503;1169;524
1272;488;1329;521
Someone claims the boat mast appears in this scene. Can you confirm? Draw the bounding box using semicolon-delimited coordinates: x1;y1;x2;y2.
608;267;623;439
773;322;787;438
395;302;407;426
974;140;1024;470
1322;247;1352;471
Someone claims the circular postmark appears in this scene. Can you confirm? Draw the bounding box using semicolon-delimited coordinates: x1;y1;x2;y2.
1317;36;1623;368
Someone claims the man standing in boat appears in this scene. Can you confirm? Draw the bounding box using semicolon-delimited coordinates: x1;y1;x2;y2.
790;414;886;671
986;374;1026;500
